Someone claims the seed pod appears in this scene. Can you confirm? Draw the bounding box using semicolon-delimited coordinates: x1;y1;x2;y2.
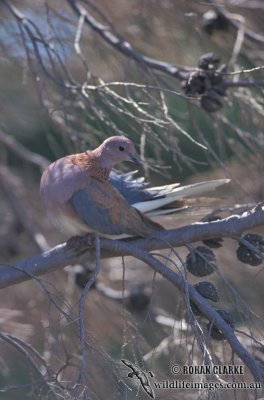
183;70;207;96
125;291;151;312
190;300;202;316
237;233;264;267
203;237;223;248
194;281;219;302
207;309;235;341
201;90;222;112
213;83;226;97
186;246;217;277
202;9;229;35
198;52;220;70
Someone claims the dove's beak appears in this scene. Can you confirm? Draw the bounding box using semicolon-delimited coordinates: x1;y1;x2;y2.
129;153;142;165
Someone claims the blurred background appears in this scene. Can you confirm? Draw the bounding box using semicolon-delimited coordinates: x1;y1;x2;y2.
0;0;264;399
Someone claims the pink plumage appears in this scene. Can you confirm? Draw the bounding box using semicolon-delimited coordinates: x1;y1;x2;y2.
40;136;163;236
40;136;230;237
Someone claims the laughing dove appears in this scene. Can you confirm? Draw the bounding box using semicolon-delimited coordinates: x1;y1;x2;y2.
40;136;229;237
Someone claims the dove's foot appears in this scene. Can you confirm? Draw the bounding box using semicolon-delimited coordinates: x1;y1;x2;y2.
66;233;96;250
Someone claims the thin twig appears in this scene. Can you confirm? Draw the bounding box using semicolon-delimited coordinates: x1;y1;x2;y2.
0;166;49;252
74;234;101;394
66;0;194;81
0;130;49;171
208;0;264;44
101;240;264;383
0;332;58;399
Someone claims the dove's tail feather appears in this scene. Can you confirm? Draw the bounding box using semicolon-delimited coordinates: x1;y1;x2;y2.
138;210;165;233
133;179;230;216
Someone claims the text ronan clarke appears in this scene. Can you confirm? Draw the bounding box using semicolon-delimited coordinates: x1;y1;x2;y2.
183;365;244;375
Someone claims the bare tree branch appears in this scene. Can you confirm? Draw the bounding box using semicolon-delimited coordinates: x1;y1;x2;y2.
0;166;49;252
1;206;264;384
0;130;49;171
0;332;58;399
208;0;264;44
66;0;190;81
75;234;100;395
66;0;264;90
114;244;264;384
1;204;263;289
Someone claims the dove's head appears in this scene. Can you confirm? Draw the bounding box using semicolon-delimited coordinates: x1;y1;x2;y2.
95;136;141;168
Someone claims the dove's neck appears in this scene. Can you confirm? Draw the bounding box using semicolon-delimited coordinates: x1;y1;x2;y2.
70;150;111;182
92;147;114;173
89;149;113;182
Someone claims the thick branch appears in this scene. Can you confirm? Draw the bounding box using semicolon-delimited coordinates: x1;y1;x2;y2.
1;206;264;383
66;0;194;81
3;0;263;97
66;0;264;89
111;242;264;383
0;205;263;289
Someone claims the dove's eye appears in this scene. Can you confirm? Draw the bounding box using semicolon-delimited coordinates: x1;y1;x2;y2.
119;146;124;151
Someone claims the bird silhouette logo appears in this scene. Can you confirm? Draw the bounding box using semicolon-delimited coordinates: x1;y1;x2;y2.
121;359;155;398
